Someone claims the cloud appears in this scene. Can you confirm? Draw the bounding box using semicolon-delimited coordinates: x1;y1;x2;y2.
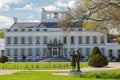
42;0;75;11
14;3;34;11
44;5;57;11
68;0;76;8
26;15;40;22
0;15;14;28
56;1;67;7
0;0;23;10
27;19;40;22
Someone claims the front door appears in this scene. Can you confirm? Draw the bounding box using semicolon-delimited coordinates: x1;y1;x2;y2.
52;48;58;57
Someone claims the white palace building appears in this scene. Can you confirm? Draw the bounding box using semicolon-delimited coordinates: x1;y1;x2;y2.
5;9;120;62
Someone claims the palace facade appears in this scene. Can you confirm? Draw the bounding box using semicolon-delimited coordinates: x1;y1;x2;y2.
5;9;120;61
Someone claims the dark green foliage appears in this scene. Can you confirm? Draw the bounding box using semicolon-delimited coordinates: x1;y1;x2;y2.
0;56;8;63
22;55;26;62
116;57;120;62
89;46;102;57
75;71;120;79
88;46;108;67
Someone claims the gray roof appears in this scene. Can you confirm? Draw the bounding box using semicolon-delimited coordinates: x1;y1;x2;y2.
10;22;58;29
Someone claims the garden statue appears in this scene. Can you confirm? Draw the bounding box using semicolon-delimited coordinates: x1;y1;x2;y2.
76;50;81;72
70;50;81;72
70;51;76;71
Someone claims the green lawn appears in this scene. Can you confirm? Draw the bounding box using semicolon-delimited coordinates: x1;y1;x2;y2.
0;62;88;70
0;69;120;80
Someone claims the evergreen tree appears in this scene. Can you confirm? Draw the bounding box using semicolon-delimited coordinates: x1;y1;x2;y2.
88;46;108;67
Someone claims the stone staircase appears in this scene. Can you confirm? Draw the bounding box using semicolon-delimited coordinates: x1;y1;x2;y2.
39;57;70;62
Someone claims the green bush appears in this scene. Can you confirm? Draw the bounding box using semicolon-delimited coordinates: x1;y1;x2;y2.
88;46;108;67
0;56;8;63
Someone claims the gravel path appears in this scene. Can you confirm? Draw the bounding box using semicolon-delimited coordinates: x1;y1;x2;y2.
0;62;119;75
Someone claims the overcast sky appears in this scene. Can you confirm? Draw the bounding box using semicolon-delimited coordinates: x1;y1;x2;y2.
0;0;75;29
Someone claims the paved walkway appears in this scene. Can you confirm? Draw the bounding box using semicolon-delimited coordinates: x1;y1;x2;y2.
0;62;119;75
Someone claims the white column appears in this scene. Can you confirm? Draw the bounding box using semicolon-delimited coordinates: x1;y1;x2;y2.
60;36;63;43
41;36;43;46
67;35;70;45
33;48;36;58
90;36;93;45
82;48;86;57
25;48;28;58
114;49;117;57
40;48;43;58
67;48;70;59
11;37;14;46
25;36;28;46
11;48;14;58
97;36;100;45
33;36;36;46
18;48;21;58
75;36;78;46
18;36;21;46
82;36;86;45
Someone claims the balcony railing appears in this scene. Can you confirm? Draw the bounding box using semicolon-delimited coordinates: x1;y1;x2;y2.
47;43;63;46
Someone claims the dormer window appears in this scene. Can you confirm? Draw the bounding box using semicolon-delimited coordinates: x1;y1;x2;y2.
28;29;32;31
14;29;18;32
54;12;58;19
21;29;25;31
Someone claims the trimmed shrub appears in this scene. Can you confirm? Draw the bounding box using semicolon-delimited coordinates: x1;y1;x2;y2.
22;55;26;62
88;46;108;67
0;56;8;63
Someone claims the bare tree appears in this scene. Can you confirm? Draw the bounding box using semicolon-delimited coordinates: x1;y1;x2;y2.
59;0;120;43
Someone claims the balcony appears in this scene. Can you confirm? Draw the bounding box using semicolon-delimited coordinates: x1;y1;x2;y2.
47;43;63;47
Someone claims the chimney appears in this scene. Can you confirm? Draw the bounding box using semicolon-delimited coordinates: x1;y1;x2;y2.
14;17;18;24
42;8;46;11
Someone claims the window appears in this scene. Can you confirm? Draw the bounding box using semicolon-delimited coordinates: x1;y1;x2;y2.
53;39;57;44
7;29;10;32
21;37;25;44
28;29;32;31
44;29;47;31
36;37;40;44
63;28;66;31
109;50;112;57
93;36;97;44
28;48;32;56
78;29;82;31
63;48;67;56
101;48;104;54
28;37;32;44
44;36;47;44
14;49;17;56
78;36;82;44
43;48;47;57
36;48;40;56
7;49;10;56
14;29;18;32
21;29;25;31
21;48;25;56
71;36;74;44
54;12;58;19
7;37;10;44
86;48;90;56
14;37;18;44
63;36;67;44
36;29;40;31
118;50;120;57
86;36;89;44
101;36;104;44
